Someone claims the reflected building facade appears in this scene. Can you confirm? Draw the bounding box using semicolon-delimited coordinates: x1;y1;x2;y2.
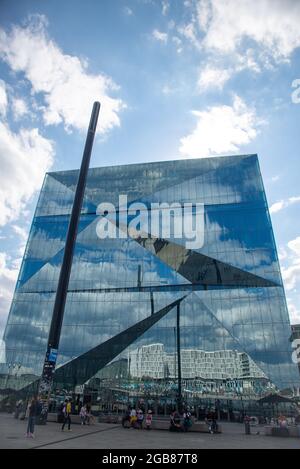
129;344;267;381
2;154;299;403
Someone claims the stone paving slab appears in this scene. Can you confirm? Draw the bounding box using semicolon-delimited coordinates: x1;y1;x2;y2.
0;413;118;449
0;413;299;449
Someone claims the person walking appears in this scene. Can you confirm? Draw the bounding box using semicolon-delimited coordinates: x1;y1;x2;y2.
80;404;87;425
26;397;37;438
61;399;72;431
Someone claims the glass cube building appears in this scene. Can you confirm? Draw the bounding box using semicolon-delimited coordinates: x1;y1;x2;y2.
2;154;299;404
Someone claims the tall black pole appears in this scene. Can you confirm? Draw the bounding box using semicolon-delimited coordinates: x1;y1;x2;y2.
38;102;100;420
176;302;182;413
150;291;154;316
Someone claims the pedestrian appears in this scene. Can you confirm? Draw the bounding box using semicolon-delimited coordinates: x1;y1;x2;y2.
169;410;182;432
86;402;92;425
61;399;72;431
122;407;131;428
80;405;87;425
136;409;144;429
145;410;153;430
26;396;37;438
279;414;288;428
15;399;23;419
130;408;137;428
78;400;83;415
183;409;192;432
244;415;251;435
209;412;218;434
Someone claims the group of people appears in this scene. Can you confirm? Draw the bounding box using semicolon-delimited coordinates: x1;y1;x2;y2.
79;403;92;426
278;414;288;428
170;409;219;434
22;396;94;437
25;396;73;436
170;409;194;432
60;399;93;431
20;397;296;440
122;407;201;433
122;407;153;430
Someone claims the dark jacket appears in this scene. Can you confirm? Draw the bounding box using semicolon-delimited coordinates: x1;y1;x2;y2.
29;401;37;417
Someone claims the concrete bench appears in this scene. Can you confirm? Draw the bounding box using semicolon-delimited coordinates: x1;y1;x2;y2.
152;420;212;432
121;418;222;433
98;414;122;424
264;426;300;438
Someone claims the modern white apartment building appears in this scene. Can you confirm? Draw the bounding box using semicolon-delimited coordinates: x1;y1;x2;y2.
129;344;266;381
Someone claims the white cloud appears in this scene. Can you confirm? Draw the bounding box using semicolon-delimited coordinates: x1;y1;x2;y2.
162;0;170;16
270;201;285;214
235;48;261;73
162;84;173;95
270;196;300;214
11;224;29;242
172;36;183;54
196;0;300;61
0;120;55;226
177;0;300;90
287;298;300;325
288;237;300;257
0;253;18;287
0;15;124;134
152;29;168;43
278;247;288;262
11;224;29;256
12;97;28;120
278;238;300;323
0;252;20;339
281;237;300;292
197;65;232;92
123;6;133;16
283;262;300;292
178;22;200;49
0;79;8;116
179;95;260;158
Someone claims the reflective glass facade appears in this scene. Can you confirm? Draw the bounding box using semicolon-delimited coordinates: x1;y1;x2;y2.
2;154;299;401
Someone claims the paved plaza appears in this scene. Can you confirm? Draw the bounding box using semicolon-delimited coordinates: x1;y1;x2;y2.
0;413;299;449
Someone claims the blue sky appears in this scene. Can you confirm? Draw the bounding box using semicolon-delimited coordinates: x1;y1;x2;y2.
0;0;300;338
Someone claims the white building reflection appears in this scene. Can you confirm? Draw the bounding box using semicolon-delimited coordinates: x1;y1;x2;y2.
129;343;267;381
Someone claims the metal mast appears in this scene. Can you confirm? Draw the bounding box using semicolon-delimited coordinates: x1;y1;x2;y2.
38;102;100;421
